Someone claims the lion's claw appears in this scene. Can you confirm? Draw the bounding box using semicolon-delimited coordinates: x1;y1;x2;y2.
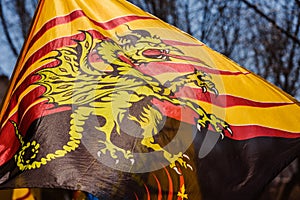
197;123;202;132
98;141;133;163
197;114;233;139
226;126;233;135
183;154;190;160
193;70;219;95
220;132;225;140
130;159;135;165
212;87;219;96
173;167;181;175
169;153;193;175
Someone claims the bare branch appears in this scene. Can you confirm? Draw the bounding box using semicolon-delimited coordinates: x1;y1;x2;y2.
0;0;18;56
241;0;300;45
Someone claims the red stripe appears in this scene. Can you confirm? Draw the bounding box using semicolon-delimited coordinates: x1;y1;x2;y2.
227;125;300;140
28;10;85;50
152;99;300;140
144;184;151;200
15;189;32;200
163;39;204;47
175;87;294;108
0;60;59;131
0;102;71;166
29;10;155;50
0;122;21;165
19;100;71;134
177;172;185;200
153;175;162;200
163;167;174;200
16;30;105;90
137;62;250;76
134;193;139;200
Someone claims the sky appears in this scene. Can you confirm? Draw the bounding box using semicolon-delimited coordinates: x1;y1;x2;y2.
0;39;19;77
0;0;35;77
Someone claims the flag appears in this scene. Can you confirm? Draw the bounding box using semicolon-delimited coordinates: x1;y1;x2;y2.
0;0;300;199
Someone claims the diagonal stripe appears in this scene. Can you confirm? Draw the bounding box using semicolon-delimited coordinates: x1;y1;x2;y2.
15;30;105;90
28;11;155;51
137;62;250;76
144;184;151;200
227;125;300;140
163;167;174;200
153;174;162;200
176;87;295;108
163;39;204;47
152;98;300;140
177;172;185;200
134;193;139;200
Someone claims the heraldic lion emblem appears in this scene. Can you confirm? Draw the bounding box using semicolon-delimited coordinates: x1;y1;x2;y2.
14;27;232;173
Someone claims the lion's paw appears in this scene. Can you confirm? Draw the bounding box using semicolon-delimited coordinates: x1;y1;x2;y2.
190;71;219;95
168;153;193;175
197;114;233;139
98;141;134;164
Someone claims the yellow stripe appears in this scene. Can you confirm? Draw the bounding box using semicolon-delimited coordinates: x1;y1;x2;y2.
1;85;40;129
154;71;293;104
13;52;57;94
19;98;47;125
225;104;300;131
216;73;295;102
22;18;167;71
203;45;249;72
181;97;300;132
32;0;151;37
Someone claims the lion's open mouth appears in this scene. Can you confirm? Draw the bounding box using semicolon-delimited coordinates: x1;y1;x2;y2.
142;49;207;65
142;49;170;59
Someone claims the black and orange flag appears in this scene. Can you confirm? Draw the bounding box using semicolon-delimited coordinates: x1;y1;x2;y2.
0;0;300;199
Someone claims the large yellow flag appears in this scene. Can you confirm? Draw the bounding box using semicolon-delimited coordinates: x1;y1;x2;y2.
0;0;299;199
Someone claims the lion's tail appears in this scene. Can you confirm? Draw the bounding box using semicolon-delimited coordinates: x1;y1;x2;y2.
14;108;87;171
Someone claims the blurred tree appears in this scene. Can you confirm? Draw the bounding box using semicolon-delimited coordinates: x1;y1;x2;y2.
241;0;300;97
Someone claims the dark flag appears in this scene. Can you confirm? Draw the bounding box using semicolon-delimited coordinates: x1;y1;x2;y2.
0;0;300;199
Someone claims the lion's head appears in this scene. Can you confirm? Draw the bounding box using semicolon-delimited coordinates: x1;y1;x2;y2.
115;27;182;64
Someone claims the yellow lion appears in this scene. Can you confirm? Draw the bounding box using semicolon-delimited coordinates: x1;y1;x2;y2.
14;28;232;173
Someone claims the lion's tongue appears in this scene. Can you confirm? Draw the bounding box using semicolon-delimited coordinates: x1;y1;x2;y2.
142;49;162;57
143;49;207;65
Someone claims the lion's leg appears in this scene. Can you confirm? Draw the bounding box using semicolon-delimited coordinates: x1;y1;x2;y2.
150;93;232;138
95;121;133;160
140;70;231;137
135;106;192;172
91;103;133;160
184;101;232;138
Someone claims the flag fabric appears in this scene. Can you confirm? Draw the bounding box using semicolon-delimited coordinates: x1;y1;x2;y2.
0;0;300;199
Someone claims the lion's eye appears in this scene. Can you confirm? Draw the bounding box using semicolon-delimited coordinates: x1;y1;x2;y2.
197;75;203;80
148;43;156;47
